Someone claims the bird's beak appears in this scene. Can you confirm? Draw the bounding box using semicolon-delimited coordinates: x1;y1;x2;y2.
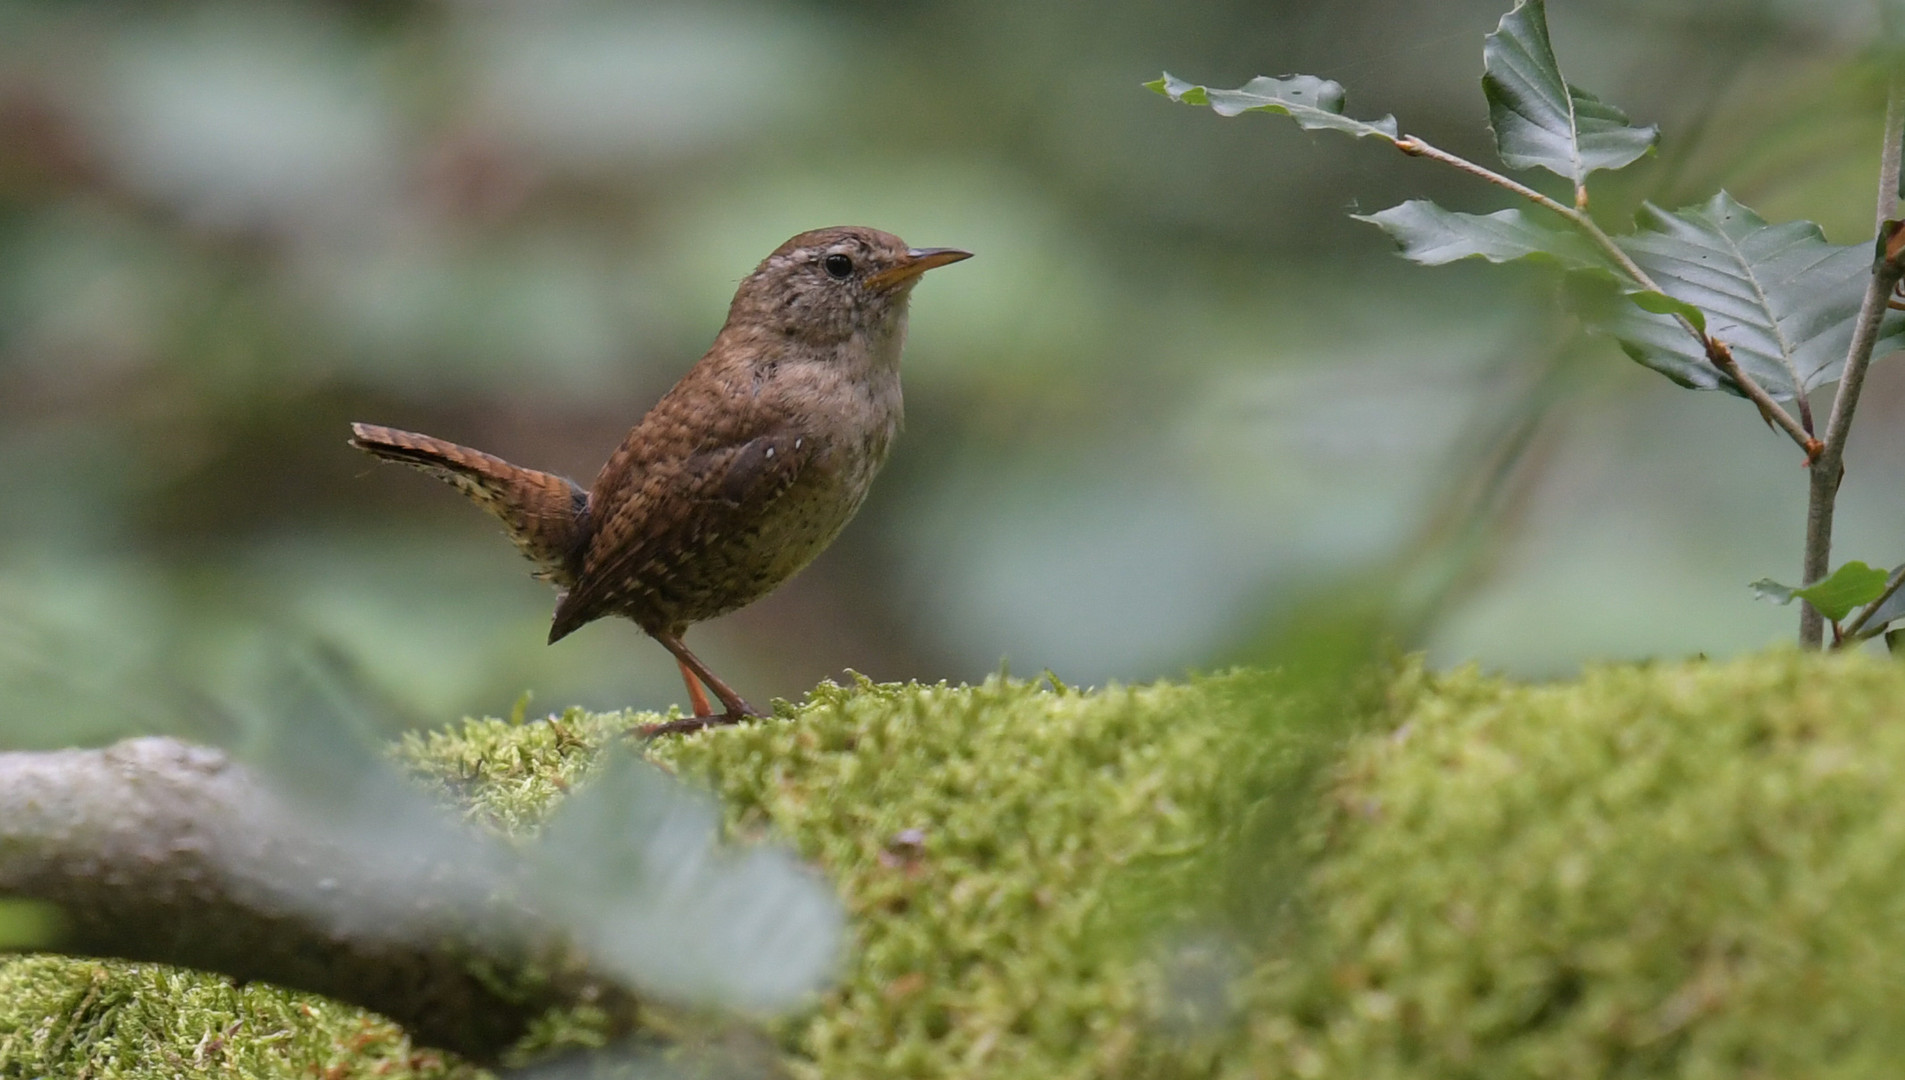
867;247;973;291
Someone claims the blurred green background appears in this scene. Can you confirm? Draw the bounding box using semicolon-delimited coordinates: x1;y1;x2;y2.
1;0;1898;732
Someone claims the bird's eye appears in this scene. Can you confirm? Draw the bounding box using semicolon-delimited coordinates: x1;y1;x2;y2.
823;253;854;280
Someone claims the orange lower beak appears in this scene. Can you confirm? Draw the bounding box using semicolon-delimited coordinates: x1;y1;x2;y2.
868;247;973;291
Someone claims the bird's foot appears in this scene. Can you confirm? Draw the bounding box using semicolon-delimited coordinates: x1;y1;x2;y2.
633;711;761;739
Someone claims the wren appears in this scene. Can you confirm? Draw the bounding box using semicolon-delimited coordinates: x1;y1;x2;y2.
350;227;970;735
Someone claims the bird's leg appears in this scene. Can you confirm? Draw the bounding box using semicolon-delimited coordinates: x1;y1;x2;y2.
636;630;762;738
678;660;714;718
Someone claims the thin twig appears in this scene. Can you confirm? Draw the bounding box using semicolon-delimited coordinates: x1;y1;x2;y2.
1800;80;1905;648
1880;91;1904;235
1396;133;1815;458
1701;338;1822;459
1843;563;1905;642
1397;136;1577;217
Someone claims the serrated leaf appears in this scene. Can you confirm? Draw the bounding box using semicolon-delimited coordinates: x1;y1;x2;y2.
1354;200;1610;271
1482;0;1658;183
1147;72;1398;141
1750;561;1890;623
1598;192;1905;398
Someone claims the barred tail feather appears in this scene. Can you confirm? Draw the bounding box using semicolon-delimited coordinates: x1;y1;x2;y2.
349;423;588;588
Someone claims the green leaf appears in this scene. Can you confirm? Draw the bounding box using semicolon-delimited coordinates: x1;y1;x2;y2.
1802;562;1892;622
1354;200;1610;271
1482;0;1658;183
1147;72;1399;141
1750;561;1890;623
1598;192;1905;399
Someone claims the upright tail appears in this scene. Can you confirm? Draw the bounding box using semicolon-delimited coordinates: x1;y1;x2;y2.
349;423;589;588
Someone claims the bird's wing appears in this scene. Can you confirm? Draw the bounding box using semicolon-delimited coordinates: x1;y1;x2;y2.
549;389;817;639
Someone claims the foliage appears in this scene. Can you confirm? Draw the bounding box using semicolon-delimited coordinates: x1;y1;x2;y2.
1753;559;1890;621
1600;193;1899;397
1143;73;1396;141
1152;2;1901;406
1479;0;1657;183
1152;0;1905;643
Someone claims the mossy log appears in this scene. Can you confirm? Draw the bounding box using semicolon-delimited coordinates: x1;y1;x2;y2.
9;652;1905;1078
0;737;634;1068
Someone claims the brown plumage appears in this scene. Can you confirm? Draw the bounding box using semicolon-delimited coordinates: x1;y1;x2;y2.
346;424;588;587
350;226;970;734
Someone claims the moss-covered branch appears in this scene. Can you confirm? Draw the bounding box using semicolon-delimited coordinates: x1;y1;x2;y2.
16;653;1905;1077
0;736;635;1065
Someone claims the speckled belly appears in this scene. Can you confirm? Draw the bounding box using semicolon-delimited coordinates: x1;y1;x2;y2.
693;468;872;619
615;443;885;630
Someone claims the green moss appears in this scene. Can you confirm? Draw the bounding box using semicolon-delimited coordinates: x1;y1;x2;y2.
1241;649;1905;1079
17;651;1905;1078
400;672;1260;1079
0;671;1268;1080
0;955;471;1079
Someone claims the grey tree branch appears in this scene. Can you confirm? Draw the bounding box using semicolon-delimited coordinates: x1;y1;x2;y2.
0;737;637;1065
1800;81;1905;649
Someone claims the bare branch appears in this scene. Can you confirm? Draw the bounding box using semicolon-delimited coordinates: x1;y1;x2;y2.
1396;135;1577;218
1801;81;1905;648
1701;338;1822;460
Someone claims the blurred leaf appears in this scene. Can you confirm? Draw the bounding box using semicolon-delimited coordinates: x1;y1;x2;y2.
1353;200;1609;270
1146;72;1399;141
1856;565;1905;629
1751;561;1889;622
0;605;234;752
1599;193;1905;398
1482;0;1658;183
237;648;523;935
531;749;842;1012
1749;578;1800;605
24;641;844;1014
248;649;842;1011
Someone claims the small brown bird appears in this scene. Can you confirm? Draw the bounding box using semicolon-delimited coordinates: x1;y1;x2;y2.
350;227;970;734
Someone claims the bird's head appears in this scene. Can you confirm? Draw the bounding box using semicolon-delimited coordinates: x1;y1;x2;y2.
728;226;971;346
